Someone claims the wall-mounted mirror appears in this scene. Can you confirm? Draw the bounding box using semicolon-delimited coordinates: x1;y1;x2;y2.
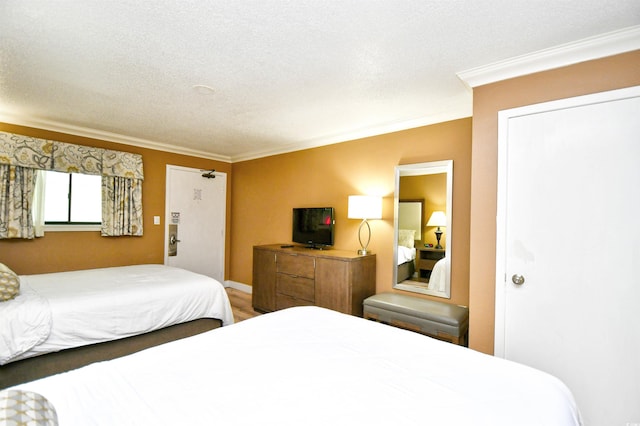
393;160;453;298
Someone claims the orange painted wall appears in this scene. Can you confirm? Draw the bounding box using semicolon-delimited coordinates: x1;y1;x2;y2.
469;50;640;354
400;173;447;248
229;118;472;306
0;123;232;276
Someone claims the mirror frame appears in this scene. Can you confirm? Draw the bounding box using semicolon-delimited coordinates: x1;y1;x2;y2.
393;160;453;298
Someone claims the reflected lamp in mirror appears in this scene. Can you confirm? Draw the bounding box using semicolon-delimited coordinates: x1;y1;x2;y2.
427;211;446;249
348;195;382;255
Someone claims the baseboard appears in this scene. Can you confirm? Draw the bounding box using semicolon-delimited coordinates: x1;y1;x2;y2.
224;280;252;294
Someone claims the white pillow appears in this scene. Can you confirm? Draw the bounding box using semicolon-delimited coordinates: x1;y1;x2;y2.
398;229;416;248
0;263;20;302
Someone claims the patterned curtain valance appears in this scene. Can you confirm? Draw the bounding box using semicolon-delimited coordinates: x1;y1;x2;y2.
0;131;143;180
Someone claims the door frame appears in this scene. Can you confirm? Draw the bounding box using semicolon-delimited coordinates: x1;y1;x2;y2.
164;164;227;280
494;85;640;357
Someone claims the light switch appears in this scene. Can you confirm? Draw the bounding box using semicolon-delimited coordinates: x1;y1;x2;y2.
153;216;160;225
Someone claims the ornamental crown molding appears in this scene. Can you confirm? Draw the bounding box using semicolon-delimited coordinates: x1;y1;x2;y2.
457;25;640;89
0;111;232;163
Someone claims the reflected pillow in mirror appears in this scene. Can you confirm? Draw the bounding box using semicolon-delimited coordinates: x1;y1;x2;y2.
398;229;416;248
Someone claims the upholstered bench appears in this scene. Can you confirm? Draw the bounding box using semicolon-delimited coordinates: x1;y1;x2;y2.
363;293;469;346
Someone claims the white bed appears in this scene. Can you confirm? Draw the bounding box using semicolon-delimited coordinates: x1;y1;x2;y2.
8;306;583;425
397;244;416;265
396;240;417;283
1;264;234;366
427;256;447;292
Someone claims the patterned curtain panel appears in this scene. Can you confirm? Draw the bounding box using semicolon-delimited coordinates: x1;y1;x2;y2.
0;131;144;238
101;176;143;237
0;165;36;239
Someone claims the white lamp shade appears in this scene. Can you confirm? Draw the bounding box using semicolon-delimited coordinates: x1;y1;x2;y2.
426;211;446;227
348;195;382;220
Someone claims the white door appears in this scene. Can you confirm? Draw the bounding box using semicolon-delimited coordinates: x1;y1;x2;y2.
495;86;640;426
165;165;226;283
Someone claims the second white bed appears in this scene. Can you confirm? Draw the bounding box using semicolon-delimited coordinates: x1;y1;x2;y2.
2;264;233;364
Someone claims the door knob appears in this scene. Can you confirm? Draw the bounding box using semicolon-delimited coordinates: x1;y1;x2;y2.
511;274;525;285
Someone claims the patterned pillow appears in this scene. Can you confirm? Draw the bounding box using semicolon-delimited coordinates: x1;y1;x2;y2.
0;390;58;425
0;263;20;302
398;229;416;248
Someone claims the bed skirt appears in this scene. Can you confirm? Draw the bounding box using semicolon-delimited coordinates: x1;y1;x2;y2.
397;260;415;283
0;318;222;389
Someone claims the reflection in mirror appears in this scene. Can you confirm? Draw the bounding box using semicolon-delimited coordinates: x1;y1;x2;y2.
393;161;453;298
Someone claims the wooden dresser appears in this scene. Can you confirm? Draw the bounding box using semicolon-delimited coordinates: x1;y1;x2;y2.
252;244;376;316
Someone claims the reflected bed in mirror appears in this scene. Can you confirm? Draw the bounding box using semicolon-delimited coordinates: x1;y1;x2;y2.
393;160;453;298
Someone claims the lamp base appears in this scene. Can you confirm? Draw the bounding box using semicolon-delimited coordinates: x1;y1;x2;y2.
434;228;443;250
356;219;373;255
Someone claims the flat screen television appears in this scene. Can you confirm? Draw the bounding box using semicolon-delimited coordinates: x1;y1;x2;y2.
292;207;335;249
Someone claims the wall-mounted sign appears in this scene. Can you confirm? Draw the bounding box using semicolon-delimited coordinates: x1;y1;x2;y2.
171;212;180;224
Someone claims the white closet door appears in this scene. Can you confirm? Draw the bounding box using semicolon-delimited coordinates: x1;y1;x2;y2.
495;86;640;426
165;165;226;283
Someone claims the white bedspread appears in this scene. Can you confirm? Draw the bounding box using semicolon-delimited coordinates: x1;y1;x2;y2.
7;264;233;363
428;256;447;292
397;245;416;265
0;282;52;365
12;307;582;426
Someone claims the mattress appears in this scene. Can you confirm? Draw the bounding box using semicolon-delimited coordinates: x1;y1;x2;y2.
1;264;233;364
10;306;582;425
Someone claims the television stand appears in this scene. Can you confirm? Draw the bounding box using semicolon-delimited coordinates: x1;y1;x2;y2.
252;244;376;316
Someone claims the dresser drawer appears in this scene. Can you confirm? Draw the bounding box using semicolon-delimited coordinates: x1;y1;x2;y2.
418;259;439;270
276;253;315;278
276;294;315;310
419;249;445;261
277;274;315;302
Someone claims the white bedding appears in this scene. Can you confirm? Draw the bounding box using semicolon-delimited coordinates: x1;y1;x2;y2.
12;307;582;425
428;256;447;292
397;245;416;265
0;282;52;365
3;264;233;364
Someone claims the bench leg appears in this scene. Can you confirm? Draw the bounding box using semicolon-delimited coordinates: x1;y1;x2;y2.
364;309;467;346
436;331;459;345
363;311;378;321
390;319;422;334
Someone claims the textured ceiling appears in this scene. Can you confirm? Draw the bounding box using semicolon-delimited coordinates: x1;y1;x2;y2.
1;1;639;161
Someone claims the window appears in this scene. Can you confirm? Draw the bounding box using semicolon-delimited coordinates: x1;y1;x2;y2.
44;171;102;224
